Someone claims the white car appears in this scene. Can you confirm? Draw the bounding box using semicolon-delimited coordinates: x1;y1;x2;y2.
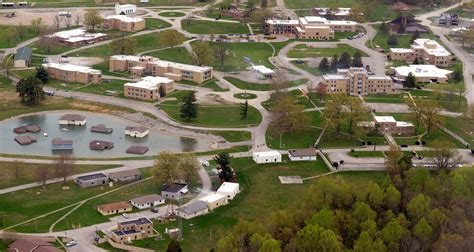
122;213;129;219
201;160;210;167
65;241;77;247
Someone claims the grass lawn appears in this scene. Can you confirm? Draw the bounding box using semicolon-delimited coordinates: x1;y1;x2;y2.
97;242;127;252
181;20;249;34
421;127;466;148
287;44;368;58
348;151;385;158
364;92;409;104
269;33;359;55
0;239;12;251
444;116;474;144
266;126;322;149
233;92;257;99
210;130;252;142
291;60;320;76
370;24;439;50
224;76;307;91
158;11;186;17
75;80;126;96
29;41;73;55
145;47;193;64
408;88;467;112
200;80;229;92
318;131;362;148
204;12;235;21
0;25;37;48
145;18;172;29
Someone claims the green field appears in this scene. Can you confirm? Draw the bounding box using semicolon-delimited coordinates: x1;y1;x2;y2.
224;76;308;91
291;60;320;76
444;116;474;144
29;41;73;55
145;47;193;64
364;92;408;104
370;24;439;50
181;20;249;34
205;42;274;72
75;80;127;96
287;44;368;58
233;92;257;100
0;25;37;48
145;18;172;29
158;11;186;17
210;130;252;142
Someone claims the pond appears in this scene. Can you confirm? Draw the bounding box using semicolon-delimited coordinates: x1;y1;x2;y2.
0;111;210;158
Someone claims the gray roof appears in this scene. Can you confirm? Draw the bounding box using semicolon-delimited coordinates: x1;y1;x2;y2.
288;148;316;157
125;126;148;133
59;114;86;121
77;173;107;181
162;183;186;193
51;137;73;145
177;201;208;215
130;194;164;205
14;47;32;61
119;217;152;226
110;169;141;179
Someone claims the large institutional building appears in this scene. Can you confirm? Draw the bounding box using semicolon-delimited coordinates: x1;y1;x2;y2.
265;16;357;40
389;39;452;67
42;63;102;84
109;55;213;83
124;76;175;101
321;67;395;96
48;28;108;47
359;116;414;136
391;64;453;83
103;15;145;32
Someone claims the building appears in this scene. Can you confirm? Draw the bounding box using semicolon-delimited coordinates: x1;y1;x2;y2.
97;201;133;216
111;217;154;243
359;116;414;136
126;146;149;155
75;173;108;188
161;183;188;199
115;3;136;15
129;194;165;209
109;169;142;183
15;135;37;145
176;201;208;220
14;47;32;68
312;7;352;19
439;13;459;26
89;140;114;150
216;182;240;200
389;39;452;67
321;67;395;96
51;138;73;151
265;16;357;40
91;124;113;134
48;28;108;47
392;64;453;83
124;76;175;101
252;151;282;164
199;193;228;211
125;126;149;138
7;239;62;252
43;63;102;84
388;15;429;34
288;148;317;161
103;15;145;32
252;65;274;80
109;55;213;83
59;114;87;126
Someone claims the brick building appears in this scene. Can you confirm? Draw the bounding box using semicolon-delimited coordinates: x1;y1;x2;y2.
124;76;175;101
359;116;415;136
48;28;108;47
103;15;145;32
111;217;154;243
389;39;452;67
42;63;102;84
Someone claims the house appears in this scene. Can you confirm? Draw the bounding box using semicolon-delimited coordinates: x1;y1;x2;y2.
13;124;41;133
91;124;113;134
75;173;108;188
14;47;32;68
125;126;149;138
15;135;37;145
97;201;133;216
124;76;175;101
7;239;62;252
126;146;149;155
359;116;415;136
111;217;154;243
389;39;452;67
391;64;453;83
199;193;228;211
288;148;317;161
109;169;142;183
252;151;282;164
388;15;429;34
51;138;73;151
216;182;240;200
252;65;274;80
439;13;459;26
161;183;188;199
89;140;114;150
129;194;165;209
115;3;136;15
59;114;87;126
103;15;145;32
176;201;209;219
43;63;102;84
47;28;108;47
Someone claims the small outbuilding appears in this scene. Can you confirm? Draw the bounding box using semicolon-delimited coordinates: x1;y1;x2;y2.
89;140;114;150
59;114;87;126
125;126;149;138
14;47;32;68
109;169;142;183
14;124;41;133
91;124;113;134
161;183;188;199
199;193;228;211
176;201;209;219
75;173;108;188
51;137;73;150
126;145;149;155
216;182;240;200
129;194;165;209
97;201;133;216
14;135;37;145
288;148;317;161
252;65;274;80
252;151;282;164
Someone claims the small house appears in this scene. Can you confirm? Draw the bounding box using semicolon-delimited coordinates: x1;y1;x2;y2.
252;65;274;80
75;173;108;188
91;124;113;134
97;201;132;216
59;114;87;126
89;140;114;150
288;148;317;161
216;182;240;200
7;239;62;252
109;169;142;183
199;193;228;211
14;135;37;145
51;138;73;150
161;183;188;199
176;201;209;220
126;145;149;155
252;151;282;164
129;194;165;209
125;126;149;138
14;47;32;68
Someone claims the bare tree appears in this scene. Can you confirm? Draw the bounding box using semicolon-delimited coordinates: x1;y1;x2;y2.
63;16;72;29
54;154;74;184
213;40;228;71
83;9;103;32
1;54;14;79
74;14;81;27
36;166;49;187
37;27;58;54
431;141;463;170
31;17;44;35
53;15;61;31
271;70;290;100
315;82;327;102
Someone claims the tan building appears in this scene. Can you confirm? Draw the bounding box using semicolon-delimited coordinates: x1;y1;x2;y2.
389;39;452;67
198;193;228;211
109;55;213;83
391;64;453;83
265;16;357;40
111;217;154;243
321;67;395;96
359;116;415;136
103;15;145;32
124;76;174;101
97;201;133;216
42;63;102;84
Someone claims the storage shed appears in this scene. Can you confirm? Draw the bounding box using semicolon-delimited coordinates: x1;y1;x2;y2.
75;173;108;188
14;47;32;68
288;148;317;161
217;182;240;200
176;201;209;220
129;194;165;209
252;151;282;164
199;193;228;211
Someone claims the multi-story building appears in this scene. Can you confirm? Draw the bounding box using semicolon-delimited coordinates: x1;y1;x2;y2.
111;217;154;243
391;64;453;83
389;39;452;67
265;16;357;40
109;55;213;83
42;63;102;84
103;15;145;32
359;116;414;136
321;67;395;96
48;28;108;47
124;76;175;101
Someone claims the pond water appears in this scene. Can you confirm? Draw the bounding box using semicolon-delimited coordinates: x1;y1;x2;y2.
0;112;210;158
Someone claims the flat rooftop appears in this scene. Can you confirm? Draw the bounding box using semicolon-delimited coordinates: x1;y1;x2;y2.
253;150;281;157
199;193;227;203
374;116;396;123
105;15;144;23
77;173;107;181
394;64;453;78
119;217;152;226
124;76;173;90
43;63;101;74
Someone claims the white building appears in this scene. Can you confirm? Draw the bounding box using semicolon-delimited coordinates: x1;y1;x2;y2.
199;193;228;211
59;114;87;126
176;201;208;219
252;151;282;164
47;28;108;47
313;7;352;17
129;194;165;209
392;64;453;84
125;126;149;138
115;3;136;15
288;149;317;161
216;182;240;200
124;76;174;101
252;65;274;80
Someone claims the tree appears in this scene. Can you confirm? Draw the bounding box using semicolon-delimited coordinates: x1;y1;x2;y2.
349;3;366;23
405;72;416;88
270;95;310;136
16;77;45;105
192;41;213;66
83;9;103;32
160;30;183;49
167;239;182;252
351;51;363;67
318;57;330;73
180;91;198;121
53;15;61;31
323;94;348;138
379;20;388;34
35;66;49;84
240;100;248;123
12;162;22;181
330;54;338;71
74;14;81;27
37;27;59;55
1;54;14;79
214;152;234;182
153;151;199;185
430;140;462;170
260;0;268;8
111;36;137;55
5;27;16;47
64;16;72;29
410;30;420;44
214;40;228;71
452;65;463;82
345;97;369;138
384;185;401;212
387;35;398;46
406;194;431;223
382;220;404;251
354;231;386;252
337;52;351;69
36;165;49;187
295;224;343;251
316;83;327;102
385;145;404;178
54;154;74;184
406;99;422;134
250;8;274;29
418;99;443;134
31;18;44;35
414;218;432;248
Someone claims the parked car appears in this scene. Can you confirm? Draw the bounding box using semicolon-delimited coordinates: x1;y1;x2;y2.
122;213;129;219
66;241;77;247
201;160;210;167
151;208;159;213
295;59;305;64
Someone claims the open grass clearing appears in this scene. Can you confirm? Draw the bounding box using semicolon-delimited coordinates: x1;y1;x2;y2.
224;76;307;91
29;41;73;55
75;80;126;96
205;42;274;72
370;24;439;50
209;130;252;142
144;47;193;64
291;60;321;76
347;150;385;158
444;116;474;144
287;44;368;58
158;11;186;17
145;18;172;29
364;92;409;104
181;20;249;34
0;25;37;48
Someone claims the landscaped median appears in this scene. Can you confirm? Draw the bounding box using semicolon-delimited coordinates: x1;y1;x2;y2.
181;20;249;34
287;44;368;58
224;76;308;91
